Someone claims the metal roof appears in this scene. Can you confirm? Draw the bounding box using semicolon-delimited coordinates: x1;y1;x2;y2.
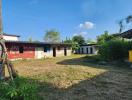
3;33;20;37
118;29;132;39
5;40;72;46
80;43;98;46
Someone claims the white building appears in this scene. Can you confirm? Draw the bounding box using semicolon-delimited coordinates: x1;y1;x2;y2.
75;44;99;54
3;33;20;41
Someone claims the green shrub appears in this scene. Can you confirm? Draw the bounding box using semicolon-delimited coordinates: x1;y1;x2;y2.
98;40;132;61
0;77;38;100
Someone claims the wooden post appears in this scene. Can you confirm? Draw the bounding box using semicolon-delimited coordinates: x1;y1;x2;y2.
0;0;4;80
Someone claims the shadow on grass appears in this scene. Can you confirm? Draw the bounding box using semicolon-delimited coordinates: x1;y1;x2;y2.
57;55;131;70
2;55;132;100
33;55;132;100
36;70;132;100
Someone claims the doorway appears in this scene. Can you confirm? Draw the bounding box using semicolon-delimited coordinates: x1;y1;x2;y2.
90;47;93;54
64;47;67;56
87;48;89;54
53;47;56;57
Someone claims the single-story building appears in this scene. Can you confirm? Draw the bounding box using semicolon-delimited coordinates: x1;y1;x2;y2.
75;44;99;54
116;29;132;39
2;34;72;60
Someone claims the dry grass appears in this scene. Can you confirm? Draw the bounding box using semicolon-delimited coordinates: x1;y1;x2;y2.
11;55;132;100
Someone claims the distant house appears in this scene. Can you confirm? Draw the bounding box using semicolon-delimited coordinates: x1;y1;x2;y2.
3;33;20;41
75;44;99;54
3;34;72;60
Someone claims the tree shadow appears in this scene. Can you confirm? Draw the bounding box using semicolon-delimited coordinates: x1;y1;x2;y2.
57;55;131;71
36;70;132;100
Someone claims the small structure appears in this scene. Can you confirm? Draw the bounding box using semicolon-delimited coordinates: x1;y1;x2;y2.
2;34;72;60
75;44;98;54
3;33;20;41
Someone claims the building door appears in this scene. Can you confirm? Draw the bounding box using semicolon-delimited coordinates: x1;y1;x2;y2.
81;48;84;54
90;47;93;54
53;47;56;57
64;47;67;56
87;48;89;54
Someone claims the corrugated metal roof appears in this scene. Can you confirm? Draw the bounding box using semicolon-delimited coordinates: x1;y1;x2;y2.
118;29;132;39
3;33;20;37
5;40;72;46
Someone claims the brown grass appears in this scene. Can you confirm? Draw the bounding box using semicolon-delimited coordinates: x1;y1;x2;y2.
11;55;132;100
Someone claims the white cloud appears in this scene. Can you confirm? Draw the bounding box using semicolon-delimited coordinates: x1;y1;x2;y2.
79;21;94;29
73;32;88;36
73;33;78;36
79;32;87;35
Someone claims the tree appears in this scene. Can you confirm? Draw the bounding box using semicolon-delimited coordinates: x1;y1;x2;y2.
87;38;96;44
72;35;85;45
119;15;132;33
44;30;60;42
97;31;114;44
28;37;32;42
63;37;72;44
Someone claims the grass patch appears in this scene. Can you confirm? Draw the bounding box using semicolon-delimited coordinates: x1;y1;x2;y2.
1;54;131;100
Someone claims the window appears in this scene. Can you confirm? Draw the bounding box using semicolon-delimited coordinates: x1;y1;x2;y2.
87;48;89;54
81;48;84;54
19;46;24;53
44;46;50;52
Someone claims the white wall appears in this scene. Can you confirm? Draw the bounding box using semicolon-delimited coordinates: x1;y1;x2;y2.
76;46;98;54
3;35;19;41
35;46;72;59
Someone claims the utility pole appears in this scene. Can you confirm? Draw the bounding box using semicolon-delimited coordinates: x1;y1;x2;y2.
0;0;2;32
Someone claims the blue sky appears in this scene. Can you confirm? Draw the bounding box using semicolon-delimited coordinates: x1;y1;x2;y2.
2;0;132;41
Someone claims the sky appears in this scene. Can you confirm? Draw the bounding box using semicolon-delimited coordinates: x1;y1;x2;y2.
2;0;132;41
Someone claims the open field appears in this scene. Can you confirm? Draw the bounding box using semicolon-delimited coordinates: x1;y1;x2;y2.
12;55;132;100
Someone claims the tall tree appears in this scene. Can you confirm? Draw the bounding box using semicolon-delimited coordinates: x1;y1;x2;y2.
28;37;32;42
97;31;114;44
72;35;85;45
63;37;72;43
44;30;60;42
119;15;132;33
87;38;96;44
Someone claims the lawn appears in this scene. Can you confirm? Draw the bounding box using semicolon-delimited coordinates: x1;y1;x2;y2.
12;55;132;100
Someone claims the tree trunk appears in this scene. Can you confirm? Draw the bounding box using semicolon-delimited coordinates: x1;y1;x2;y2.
0;63;4;80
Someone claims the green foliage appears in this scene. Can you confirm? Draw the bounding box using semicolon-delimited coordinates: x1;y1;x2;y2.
63;37;72;44
72;35;85;45
97;31;115;44
63;36;81;52
28;37;32;42
98;40;132;61
87;38;96;44
71;42;80;52
0;77;38;100
44;30;60;42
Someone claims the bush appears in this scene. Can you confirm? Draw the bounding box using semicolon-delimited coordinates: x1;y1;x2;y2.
98;40;132;61
0;77;38;100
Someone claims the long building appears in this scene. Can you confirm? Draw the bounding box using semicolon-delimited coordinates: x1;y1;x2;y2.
75;44;98;54
3;34;72;60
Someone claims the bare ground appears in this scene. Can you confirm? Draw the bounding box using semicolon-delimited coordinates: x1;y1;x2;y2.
12;55;132;100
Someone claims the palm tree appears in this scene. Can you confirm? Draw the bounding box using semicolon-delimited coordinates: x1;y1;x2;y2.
119;15;132;33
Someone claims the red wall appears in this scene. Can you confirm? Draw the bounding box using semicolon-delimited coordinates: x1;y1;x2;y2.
6;44;35;60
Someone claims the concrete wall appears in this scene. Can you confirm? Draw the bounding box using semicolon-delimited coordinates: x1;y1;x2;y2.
3;35;19;41
76;45;98;54
35;46;72;59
